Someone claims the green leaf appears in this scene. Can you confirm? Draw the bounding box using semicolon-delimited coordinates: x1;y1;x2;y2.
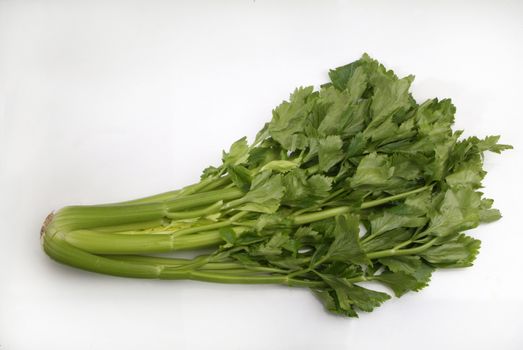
375;263;434;297
427;187;482;237
402;190;433;215
316;86;366;137
325;214;370;265
231;252;261;267
253;232;290;256
343;283;391;312
364;118;397;145
234;232;266;246
475;135;513;154
478;198;501;223
376;117;417;147
391;154;422;181
227;165;252;192
269;86;317;151
294;226;319;239
350;152;394;188
329;60;363;91
313;289;358;317
267;256;307;270
282;169;333;208
308;175;333;198
379;256;421;275
261;159;300;173
424;133;459;181
322;262;363;278
200;165;221;180
320;274;390;313
479;208;501;223
237;171;285;213
318;275;353;311
248;141;282;168
318;135;345;172
370;211;427;237
421;234;480;268
415;98;455;141
346;132;367;158
369;75;414;124
222;137;250;166
345;66;369;103
361;228;413;252
446;153;485;189
446;169;483;188
253;122;269;145
219;227;237;247
255;213;292;232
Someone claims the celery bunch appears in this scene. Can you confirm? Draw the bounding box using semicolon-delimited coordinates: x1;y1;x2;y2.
42;55;510;317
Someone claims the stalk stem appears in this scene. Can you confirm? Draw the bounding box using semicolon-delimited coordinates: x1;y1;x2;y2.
366;237;438;259
166;201;223;220
43;235;323;287
54;187;243;230
292;185;431;225
63;229;232;254
360;185;431;209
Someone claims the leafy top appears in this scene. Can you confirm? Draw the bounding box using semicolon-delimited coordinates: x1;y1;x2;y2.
195;54;511;317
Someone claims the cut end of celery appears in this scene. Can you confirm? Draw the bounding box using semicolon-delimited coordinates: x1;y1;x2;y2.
40;212;55;239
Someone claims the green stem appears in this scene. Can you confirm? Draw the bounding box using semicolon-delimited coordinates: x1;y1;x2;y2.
43;235;161;278
53;187;243;231
107;254;239;269
171;221;232;237
50;184;433;255
292;185;431;225
170;211;249;238
114;176;230;205
62;228;234;254
346;276;370;284
44;235;321;287
366;237;438;259
197;176;231;193
115;189;181;206
292;188;347;216
163;269;325;287
360;185;431;209
392;239;414;250
293;207;350;225
166;201;223;220
160;269;285;284
229;211;249;222
108;255;289;274
92;219;165;233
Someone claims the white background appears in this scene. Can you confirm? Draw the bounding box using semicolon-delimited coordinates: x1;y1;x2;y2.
1;1;522;349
